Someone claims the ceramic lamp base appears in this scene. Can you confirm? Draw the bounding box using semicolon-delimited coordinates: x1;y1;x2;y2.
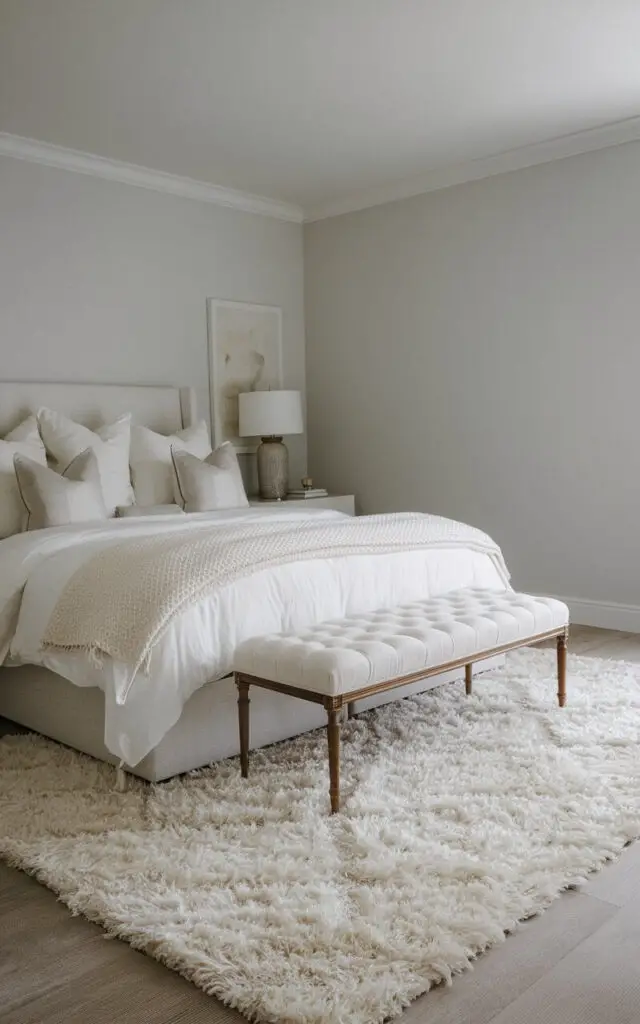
257;436;289;500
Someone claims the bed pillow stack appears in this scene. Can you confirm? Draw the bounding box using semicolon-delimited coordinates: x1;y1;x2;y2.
0;409;250;536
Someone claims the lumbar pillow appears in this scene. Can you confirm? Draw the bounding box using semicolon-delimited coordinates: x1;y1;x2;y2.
37;408;133;515
171;442;249;512
129;420;211;505
116;504;185;517
0;416;47;539
14;448;108;530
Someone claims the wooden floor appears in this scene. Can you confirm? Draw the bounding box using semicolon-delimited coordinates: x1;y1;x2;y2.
3;625;640;1024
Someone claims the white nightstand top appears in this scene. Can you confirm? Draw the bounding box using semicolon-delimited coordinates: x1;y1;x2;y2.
249;494;355;515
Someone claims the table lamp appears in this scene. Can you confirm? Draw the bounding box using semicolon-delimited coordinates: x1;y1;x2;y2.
238;390;303;500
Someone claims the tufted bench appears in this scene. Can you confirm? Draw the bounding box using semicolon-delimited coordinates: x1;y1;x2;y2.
234;588;569;813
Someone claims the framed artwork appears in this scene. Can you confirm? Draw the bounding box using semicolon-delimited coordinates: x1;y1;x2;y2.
207;299;283;450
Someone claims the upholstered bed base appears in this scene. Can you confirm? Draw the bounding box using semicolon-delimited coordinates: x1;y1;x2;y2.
0;656;504;781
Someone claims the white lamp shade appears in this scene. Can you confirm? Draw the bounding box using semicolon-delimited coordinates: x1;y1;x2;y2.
238;390;303;438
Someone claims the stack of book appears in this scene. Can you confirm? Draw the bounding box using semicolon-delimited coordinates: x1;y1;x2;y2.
287;487;328;499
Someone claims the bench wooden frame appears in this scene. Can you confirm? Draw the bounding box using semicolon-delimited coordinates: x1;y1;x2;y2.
235;624;569;814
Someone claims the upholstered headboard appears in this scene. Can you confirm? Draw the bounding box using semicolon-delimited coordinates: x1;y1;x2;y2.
0;382;197;436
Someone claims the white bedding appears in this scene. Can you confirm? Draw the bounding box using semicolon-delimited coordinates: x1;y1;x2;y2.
0;507;508;766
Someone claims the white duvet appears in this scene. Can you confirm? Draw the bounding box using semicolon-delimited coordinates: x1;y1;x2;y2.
0;507;508;766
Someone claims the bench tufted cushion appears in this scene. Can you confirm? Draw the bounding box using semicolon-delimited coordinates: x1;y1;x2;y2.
234;588;569;696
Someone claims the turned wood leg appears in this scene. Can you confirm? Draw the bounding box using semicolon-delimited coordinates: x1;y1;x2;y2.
236;675;250;778
326;706;341;814
557;630;568;707
465;663;473;696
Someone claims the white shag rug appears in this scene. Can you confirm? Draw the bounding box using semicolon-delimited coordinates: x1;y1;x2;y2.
2;648;640;1024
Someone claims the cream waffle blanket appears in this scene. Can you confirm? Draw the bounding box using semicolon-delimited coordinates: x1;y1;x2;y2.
42;513;510;699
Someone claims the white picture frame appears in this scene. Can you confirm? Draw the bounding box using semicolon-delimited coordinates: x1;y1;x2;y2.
207;299;283;451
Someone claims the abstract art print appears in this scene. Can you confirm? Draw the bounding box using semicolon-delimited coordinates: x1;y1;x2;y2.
207;299;283;449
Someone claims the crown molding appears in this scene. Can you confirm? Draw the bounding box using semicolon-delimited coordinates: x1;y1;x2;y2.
4;116;640;226
0;133;304;223
304;115;640;222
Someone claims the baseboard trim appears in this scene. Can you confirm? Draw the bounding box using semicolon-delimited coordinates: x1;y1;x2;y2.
554;595;640;633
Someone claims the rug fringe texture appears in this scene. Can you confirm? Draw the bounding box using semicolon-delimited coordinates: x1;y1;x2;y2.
2;648;640;1024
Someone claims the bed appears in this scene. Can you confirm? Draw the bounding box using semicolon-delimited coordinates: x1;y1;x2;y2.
0;381;508;781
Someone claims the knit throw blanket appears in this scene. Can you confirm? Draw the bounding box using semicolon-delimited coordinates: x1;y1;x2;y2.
42;513;509;700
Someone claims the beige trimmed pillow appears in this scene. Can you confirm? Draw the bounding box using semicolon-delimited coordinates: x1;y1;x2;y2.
129;420;211;505
171;442;249;512
0;416;47;538
14;448;108;531
38;407;133;515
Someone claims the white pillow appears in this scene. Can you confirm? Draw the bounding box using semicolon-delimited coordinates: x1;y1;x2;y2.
38;408;133;515
130;420;211;505
14;448;108;531
172;442;249;512
0;416;47;538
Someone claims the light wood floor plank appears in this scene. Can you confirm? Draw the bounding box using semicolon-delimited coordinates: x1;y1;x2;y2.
400;892;615;1024
485;898;640;1024
582;840;640;908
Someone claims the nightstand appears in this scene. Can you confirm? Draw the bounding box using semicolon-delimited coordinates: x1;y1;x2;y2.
249;494;355;516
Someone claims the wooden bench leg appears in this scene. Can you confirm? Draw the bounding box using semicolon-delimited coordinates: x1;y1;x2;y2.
236;675;250;778
465;663;473;696
557;630;568;707
326;704;341;814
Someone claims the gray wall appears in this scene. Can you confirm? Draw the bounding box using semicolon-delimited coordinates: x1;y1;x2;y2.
0;155;307;482
305;141;640;611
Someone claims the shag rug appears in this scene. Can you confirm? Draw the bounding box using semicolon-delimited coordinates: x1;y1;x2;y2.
2;649;640;1024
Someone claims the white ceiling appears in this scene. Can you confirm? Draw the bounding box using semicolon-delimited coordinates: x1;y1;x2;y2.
2;0;640;218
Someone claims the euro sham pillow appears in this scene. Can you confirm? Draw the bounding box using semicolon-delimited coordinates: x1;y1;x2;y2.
172;441;249;512
37;407;133;515
0;416;48;538
14;448;108;531
130;420;211;505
